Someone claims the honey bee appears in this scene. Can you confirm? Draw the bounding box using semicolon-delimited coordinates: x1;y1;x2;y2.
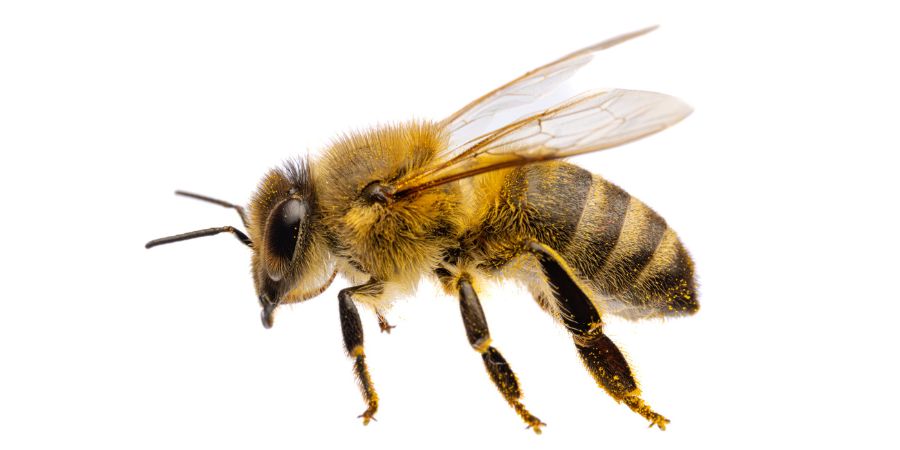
147;26;698;433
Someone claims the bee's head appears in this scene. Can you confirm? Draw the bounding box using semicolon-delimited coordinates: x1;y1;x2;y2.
145;158;334;330
248;159;333;328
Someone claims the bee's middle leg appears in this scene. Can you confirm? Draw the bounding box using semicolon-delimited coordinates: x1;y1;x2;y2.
455;273;545;433
375;310;395;334
338;280;383;425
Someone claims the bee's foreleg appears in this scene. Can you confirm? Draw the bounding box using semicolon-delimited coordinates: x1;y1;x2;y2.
526;241;670;430
456;273;545;434
338;280;383;425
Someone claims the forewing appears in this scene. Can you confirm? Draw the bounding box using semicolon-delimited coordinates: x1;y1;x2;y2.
396;89;692;196
441;26;658;151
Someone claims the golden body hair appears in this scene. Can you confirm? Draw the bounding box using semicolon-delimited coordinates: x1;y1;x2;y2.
147;27;697;432
288;120;697;320
314;122;464;300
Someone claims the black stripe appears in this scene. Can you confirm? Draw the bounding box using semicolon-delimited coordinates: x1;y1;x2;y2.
580;181;631;281
522;164;593;249
607;207;668;293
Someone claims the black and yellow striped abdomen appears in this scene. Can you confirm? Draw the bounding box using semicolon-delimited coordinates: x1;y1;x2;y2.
471;161;698;320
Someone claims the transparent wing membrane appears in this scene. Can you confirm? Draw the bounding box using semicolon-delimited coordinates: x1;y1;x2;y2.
441;26;658;151
397;89;691;195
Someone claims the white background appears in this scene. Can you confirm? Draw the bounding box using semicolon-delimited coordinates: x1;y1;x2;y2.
2;1;898;449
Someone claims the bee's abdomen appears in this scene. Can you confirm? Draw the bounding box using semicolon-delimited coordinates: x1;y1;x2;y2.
475;162;697;319
566;176;698;319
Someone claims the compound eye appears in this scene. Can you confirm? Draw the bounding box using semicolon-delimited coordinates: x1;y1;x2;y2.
266;198;307;261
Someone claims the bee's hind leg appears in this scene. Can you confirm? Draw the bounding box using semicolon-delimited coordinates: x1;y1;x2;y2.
453;272;545;433
526;241;670;430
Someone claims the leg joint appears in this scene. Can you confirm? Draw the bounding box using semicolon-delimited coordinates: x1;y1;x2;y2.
472;337;492;354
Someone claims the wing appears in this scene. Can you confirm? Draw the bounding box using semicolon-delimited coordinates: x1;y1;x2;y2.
395;89;692;197
441;26;658;151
